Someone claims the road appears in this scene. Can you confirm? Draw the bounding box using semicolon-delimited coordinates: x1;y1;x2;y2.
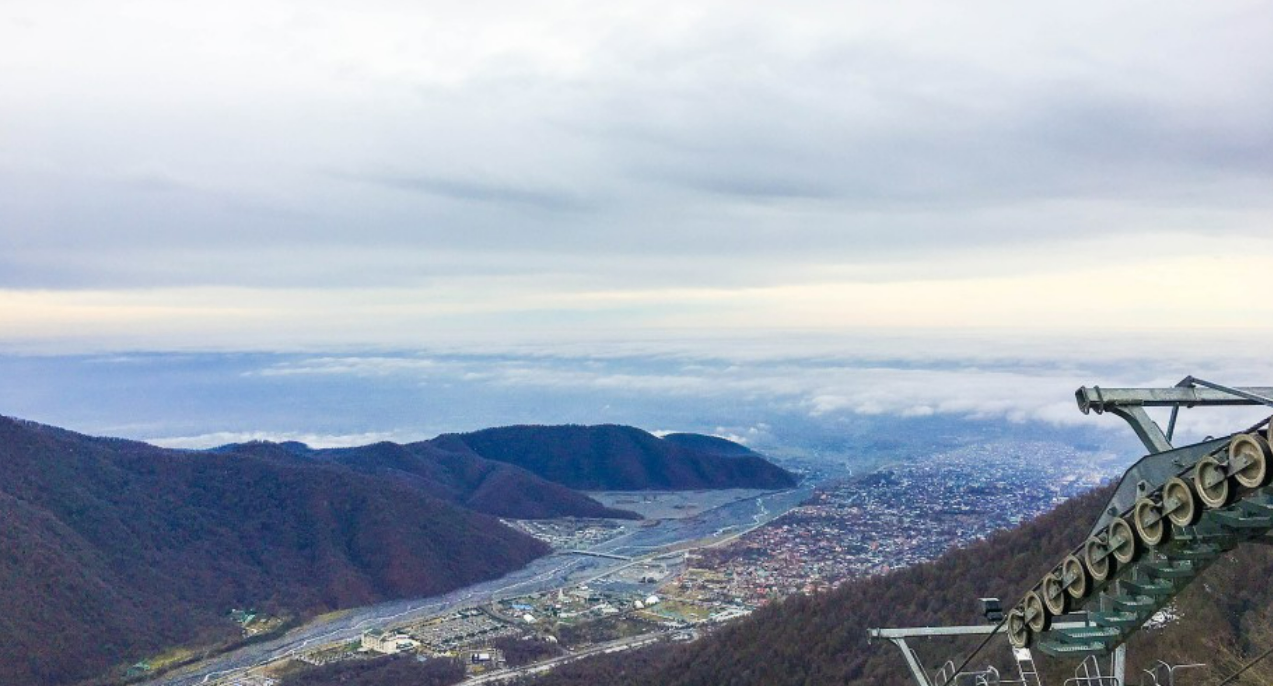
144;485;812;686
560;549;633;560
462;632;669;685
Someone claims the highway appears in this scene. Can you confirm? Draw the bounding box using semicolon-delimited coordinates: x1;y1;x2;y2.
153;555;605;686
560;549;633;560
462;632;669;685
143;486;812;686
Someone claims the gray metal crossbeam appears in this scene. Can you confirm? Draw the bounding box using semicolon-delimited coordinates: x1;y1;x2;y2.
1075;384;1273;454
1075;386;1273;413
869;622;1092;686
869;622;1090;639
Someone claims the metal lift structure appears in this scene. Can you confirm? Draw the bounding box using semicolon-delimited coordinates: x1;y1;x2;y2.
1009;379;1273;658
871;378;1272;685
868;619;1096;686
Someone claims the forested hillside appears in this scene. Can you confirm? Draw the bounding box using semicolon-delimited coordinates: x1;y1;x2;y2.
0;417;797;686
225;439;639;520
522;484;1273;686
0;417;549;686
448;425;797;491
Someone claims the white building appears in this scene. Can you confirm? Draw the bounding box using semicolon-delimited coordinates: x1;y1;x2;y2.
361;629;419;654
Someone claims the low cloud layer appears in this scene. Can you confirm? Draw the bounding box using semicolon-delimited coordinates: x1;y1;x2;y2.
244;340;1273;443
4;338;1270;458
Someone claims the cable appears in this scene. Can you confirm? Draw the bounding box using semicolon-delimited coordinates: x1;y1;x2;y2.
935;615;1010;686
1212;644;1273;686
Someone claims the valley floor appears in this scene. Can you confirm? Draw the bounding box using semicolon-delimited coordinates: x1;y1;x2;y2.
146;440;1123;686
141;488;812;686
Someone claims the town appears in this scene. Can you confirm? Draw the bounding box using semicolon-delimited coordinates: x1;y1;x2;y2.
234;440;1122;685
676;440;1118;604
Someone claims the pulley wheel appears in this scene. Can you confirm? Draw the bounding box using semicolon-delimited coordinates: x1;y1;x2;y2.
1163;477;1200;527
1042;571;1068;615
1194;455;1231;509
1061;554;1090;600
1133;497;1167;547
1108;517;1138;565
1023;590;1051;634
1085;535;1112;582
1007;607;1031;649
1229;433;1272;489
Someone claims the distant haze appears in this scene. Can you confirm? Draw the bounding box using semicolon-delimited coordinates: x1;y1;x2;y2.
2;1;1273;349
2;339;1269;464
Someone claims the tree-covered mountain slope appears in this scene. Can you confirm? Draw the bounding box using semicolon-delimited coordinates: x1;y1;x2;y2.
0;417;549;686
445;424;797;491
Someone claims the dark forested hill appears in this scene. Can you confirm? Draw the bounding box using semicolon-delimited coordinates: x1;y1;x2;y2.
0;417;550;686
522;484;1273;686
444;425;797;491
660;432;758;457
0;416;796;685
222;439;639;520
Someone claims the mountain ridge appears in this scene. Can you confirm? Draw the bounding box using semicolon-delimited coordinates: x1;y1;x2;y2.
218;438;640;520
446;424;797;491
0;416;547;686
0;416;795;686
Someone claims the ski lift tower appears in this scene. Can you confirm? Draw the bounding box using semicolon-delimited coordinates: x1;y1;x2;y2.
868;611;1103;686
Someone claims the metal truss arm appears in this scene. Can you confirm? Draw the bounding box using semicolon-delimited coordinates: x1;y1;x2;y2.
869;623;1090;686
888;638;933;686
1075;383;1273;454
1106;405;1172;454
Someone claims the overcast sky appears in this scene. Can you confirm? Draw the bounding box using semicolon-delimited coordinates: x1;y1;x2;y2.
3;1;1273;351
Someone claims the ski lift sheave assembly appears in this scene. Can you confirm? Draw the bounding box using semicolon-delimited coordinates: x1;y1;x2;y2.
871;377;1273;686
1009;379;1273;657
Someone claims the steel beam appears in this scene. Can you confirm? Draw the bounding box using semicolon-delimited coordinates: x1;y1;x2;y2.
1075;386;1273;414
869;622;1089;640
1106;405;1173;454
869;622;1092;686
888;638;933;686
1075;385;1273;454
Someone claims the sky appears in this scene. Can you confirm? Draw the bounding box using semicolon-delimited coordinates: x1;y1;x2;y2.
2;1;1273;352
2;2;1273;450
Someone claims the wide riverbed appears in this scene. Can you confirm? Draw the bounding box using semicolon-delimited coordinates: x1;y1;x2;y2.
147;485;814;686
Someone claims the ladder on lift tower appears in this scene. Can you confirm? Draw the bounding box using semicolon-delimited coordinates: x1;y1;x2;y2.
1014;648;1043;686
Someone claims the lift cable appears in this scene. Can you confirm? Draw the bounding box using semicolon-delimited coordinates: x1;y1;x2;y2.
1212;643;1273;686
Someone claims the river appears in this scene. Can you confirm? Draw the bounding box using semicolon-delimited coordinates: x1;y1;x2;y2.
146;485;814;686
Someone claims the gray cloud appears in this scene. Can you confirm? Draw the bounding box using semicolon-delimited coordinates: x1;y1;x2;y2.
349;173;596;212
242;333;1273;442
1;0;1272;321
